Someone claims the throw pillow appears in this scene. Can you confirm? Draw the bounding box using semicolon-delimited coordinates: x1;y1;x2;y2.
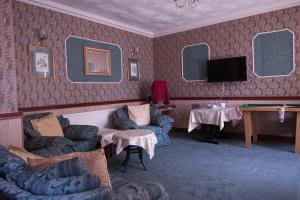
30;114;64;137
27;148;112;189
8;145;43;163
128;104;150;126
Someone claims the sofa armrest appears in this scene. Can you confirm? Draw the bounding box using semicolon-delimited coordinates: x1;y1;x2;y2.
113;118;137;130
151;115;174;127
24;136;74;152
64;125;98;141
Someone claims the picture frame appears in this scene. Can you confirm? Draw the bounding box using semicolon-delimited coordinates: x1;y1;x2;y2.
83;46;111;76
128;59;139;81
28;45;54;79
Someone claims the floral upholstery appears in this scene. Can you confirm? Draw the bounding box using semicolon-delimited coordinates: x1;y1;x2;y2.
23;113;98;157
112;106;173;147
0;145;169;200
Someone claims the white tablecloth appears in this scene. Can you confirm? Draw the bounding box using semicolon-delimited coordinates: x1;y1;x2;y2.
98;128;157;159
188;107;242;132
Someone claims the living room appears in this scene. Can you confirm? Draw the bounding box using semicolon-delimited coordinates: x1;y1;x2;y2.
0;0;300;199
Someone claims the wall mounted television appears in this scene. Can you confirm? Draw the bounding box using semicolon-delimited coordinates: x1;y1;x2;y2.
207;56;247;82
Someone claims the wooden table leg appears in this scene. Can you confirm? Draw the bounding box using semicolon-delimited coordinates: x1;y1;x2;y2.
295;112;300;154
243;111;253;148
252;112;259;142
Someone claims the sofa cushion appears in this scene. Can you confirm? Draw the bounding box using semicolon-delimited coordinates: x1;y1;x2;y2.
8;145;43;163
0;146;26;177
12;158;100;196
128;104;151;126
25;136;75;152
30;114;64;137
23;112;52;138
28;148;112;189
57;115;71;130
113;118;138;130
63;125;98;140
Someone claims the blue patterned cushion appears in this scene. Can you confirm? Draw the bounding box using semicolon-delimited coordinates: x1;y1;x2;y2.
0;146;26;177
64;125;98;140
11;158;100;196
25;136;75;152
113;118;137;130
151;115;174;127
57;115;71;130
71;140;97;152
150;106;162;117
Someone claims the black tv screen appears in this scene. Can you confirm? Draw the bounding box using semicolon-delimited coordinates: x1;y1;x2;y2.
207;56;247;82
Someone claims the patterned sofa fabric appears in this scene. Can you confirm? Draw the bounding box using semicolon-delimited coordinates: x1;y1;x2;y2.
23;113;98;157
112;106;173;147
0;145;169;200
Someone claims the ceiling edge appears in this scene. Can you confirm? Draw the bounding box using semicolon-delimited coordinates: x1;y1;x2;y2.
16;0;155;38
16;0;300;39
153;1;300;37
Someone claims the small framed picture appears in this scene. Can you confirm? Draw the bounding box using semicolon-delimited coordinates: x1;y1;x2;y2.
83;46;111;76
28;46;54;79
128;59;139;81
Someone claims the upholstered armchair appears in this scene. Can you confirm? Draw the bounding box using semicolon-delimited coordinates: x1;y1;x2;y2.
23;112;98;157
112;105;174;147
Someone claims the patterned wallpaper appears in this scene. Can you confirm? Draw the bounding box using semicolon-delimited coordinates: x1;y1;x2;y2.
13;2;154;108
0;0;18;114
153;6;300;98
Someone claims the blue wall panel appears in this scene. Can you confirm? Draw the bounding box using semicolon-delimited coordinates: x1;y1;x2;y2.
182;43;209;81
66;36;122;83
253;29;294;77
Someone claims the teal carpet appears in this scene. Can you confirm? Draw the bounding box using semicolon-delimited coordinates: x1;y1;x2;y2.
108;132;300;200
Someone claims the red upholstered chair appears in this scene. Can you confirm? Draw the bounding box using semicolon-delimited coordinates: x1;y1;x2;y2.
151;80;177;114
151;80;169;105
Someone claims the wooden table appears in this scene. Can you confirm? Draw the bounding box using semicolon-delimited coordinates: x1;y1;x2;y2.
240;104;300;154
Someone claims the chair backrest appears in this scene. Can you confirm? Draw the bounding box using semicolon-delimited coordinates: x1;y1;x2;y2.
151;80;169;105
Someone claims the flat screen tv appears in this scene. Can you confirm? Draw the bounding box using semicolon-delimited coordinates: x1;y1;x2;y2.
207;56;247;82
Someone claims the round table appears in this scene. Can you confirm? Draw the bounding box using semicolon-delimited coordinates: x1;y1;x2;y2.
99;128;157;173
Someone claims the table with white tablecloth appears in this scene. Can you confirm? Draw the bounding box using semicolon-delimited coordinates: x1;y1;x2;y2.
188;107;242;132
98;128;157;172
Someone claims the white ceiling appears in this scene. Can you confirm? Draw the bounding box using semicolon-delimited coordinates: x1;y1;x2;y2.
19;0;300;37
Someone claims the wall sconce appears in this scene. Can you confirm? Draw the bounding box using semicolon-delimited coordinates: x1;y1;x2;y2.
38;28;48;42
129;46;138;57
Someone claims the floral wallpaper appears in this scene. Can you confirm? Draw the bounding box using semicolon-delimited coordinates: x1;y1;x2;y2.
13;1;154;108
153;6;300;98
0;0;18;114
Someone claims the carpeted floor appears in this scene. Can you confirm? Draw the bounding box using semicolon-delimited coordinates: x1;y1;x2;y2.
108;132;300;200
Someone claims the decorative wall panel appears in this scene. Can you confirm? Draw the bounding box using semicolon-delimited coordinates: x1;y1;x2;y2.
182;43;209;81
153;6;300;98
66;36;122;83
13;2;154;108
253;29;295;77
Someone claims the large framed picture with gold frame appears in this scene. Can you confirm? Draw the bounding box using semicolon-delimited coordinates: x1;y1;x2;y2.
83;46;111;76
28;45;54;79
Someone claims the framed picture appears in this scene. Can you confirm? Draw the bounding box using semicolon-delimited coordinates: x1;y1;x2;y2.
128;59;139;81
83;46;111;76
28;45;54;78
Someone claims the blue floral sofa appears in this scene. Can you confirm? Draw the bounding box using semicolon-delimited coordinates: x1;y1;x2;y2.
23;112;98;157
112;106;174;147
0;145;169;200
